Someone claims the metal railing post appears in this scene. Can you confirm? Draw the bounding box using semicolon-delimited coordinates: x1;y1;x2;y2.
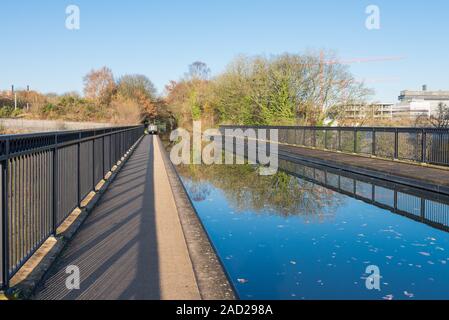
92;131;96;191
324;129;328;150
338;129;342;151
1;139;10;289
353;129;357;153
102;133;105;179
394;129;399;160
52;133;59;235
77;133;81;207
422;129;427;163
372;129;376;156
111;132;114;168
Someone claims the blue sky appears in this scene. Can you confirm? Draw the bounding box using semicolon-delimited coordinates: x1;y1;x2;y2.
1;0;448;101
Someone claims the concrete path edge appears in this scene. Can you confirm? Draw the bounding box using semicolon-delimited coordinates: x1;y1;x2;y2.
157;137;237;300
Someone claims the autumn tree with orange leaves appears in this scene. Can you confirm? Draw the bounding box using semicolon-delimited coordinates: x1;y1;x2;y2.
83;67;116;106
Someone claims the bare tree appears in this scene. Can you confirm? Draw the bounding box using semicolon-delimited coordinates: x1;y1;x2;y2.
117;74;157;100
187;61;211;80
429;102;449;128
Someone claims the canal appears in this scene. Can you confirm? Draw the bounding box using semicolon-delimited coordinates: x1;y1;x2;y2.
175;159;449;300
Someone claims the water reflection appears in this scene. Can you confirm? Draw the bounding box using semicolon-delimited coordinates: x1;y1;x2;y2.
178;160;449;232
176;159;449;300
178;164;345;222
278;159;449;232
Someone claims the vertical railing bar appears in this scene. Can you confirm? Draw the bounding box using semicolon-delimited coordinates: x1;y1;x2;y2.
77;133;81;207
324;129;328;150
394;128;399;160
19;154;24;270
353;129;357;153
102;135;105;180
92;133;95;192
422;129;427;163
51;133;58;235
12;156;17;272
338;129;342;152
1;138;10;289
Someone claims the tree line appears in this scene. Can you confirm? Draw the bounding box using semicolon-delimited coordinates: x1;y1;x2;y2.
0;67;162;125
2;51;448;128
166;52;372;129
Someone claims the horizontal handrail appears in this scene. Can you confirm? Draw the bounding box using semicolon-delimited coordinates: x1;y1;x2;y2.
0;126;142;160
220;125;449;132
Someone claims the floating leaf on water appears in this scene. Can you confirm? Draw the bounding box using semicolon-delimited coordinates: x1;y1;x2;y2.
404;291;414;298
382;294;394;300
418;252;431;257
237;278;249;284
290;261;297;265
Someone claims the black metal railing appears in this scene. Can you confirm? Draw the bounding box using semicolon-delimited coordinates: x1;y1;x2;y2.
0;125;144;289
220;126;449;167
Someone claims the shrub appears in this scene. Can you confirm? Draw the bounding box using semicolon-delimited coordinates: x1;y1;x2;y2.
40;103;57;115
0;106;14;117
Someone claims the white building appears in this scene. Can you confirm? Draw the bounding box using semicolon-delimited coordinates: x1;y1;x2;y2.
343;85;449;120
397;85;449;117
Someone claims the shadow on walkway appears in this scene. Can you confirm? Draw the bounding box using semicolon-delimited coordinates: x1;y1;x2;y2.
35;136;161;300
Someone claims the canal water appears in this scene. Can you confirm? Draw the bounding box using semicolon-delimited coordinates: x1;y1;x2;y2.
176;158;449;300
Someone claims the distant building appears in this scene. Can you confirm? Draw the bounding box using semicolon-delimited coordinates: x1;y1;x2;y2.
397;85;449;117
342;85;449;120
343;103;395;119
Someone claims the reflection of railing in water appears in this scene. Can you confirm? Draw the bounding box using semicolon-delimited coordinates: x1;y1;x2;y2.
278;158;449;232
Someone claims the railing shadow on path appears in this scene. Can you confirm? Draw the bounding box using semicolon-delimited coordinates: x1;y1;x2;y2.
34;136;161;300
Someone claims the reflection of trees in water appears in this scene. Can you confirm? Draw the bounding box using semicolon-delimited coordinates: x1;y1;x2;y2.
185;181;212;202
177;164;345;222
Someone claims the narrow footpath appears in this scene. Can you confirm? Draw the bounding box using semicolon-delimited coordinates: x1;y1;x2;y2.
34;135;201;300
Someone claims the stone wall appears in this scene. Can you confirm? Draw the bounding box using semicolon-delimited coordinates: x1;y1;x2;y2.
0;118;117;133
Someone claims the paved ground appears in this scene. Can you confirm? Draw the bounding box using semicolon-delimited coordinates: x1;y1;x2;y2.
34;135;201;300
277;144;449;195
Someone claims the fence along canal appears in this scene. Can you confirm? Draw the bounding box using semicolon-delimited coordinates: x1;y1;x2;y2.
220;126;449;167
0;125;144;289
